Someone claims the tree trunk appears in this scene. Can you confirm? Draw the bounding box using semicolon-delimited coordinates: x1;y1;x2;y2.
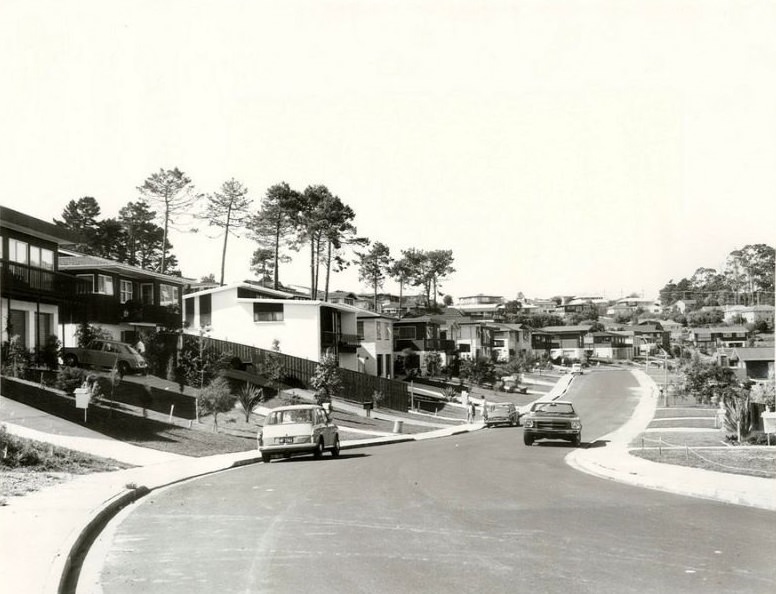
273;222;281;290
324;240;332;301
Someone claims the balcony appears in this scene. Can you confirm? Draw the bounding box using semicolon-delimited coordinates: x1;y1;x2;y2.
1;262;90;303
321;331;361;353
59;295;182;329
394;338;456;353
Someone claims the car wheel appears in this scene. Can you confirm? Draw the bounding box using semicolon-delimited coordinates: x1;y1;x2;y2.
331;436;340;457
511;417;517;427
524;435;533;446
572;435;581;447
63;354;78;367
117;361;131;376
261;453;271;463
313;438;324;458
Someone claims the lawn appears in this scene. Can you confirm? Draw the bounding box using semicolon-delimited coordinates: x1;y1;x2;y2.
0;425;132;500
630;447;776;479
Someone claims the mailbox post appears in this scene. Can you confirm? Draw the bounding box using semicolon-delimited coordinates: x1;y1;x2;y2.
74;387;91;423
363;400;373;418
762;411;776;446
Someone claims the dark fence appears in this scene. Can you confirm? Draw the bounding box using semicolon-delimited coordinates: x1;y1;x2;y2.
201;336;409;412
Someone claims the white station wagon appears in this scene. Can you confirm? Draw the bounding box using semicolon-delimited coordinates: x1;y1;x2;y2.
258;404;340;463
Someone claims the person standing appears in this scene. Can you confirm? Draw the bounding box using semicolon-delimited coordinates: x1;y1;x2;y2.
481;399;489;424
467;400;475;423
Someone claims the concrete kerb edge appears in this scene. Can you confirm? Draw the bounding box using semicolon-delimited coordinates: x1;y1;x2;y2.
48;423;485;592
50;455;264;594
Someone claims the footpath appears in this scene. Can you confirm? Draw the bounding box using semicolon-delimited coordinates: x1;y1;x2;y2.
1;370;774;594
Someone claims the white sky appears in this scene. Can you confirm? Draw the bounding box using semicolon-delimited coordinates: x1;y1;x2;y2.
2;0;775;301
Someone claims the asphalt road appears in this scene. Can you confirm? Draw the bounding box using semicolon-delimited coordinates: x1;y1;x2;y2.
81;370;776;593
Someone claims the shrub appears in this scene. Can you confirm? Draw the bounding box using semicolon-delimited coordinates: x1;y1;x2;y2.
1;336;32;378
310;352;341;405
36;334;61;370
55;366;87;394
197;376;237;431
236;384;264;422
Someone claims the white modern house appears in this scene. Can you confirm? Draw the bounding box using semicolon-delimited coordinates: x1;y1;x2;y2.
356;311;395;378
182;282;361;370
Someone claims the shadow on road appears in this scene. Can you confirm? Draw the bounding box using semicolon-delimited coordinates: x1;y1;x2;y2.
268;452;370;463
584;439;610;449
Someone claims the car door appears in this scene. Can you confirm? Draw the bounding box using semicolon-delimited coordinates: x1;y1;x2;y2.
84;341;103;367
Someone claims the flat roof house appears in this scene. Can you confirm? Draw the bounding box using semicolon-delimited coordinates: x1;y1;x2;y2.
183;282;361;371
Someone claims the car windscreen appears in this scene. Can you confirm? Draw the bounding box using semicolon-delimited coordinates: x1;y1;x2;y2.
534;403;575;415
266;409;314;425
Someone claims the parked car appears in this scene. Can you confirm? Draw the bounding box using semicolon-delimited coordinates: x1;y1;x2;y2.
258;404;340;463
570;363;583;374
485;402;518;427
60;340;148;375
522;400;582;446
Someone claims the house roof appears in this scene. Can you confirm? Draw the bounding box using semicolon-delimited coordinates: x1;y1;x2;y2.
730;347;774;362
184;281;297;299
59;253;194;284
691;326;749;335
1;205;82;245
537;325;593;334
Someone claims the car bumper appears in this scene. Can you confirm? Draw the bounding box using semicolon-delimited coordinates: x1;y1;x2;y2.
486;417;514;425
259;443;317;456
524;429;580;439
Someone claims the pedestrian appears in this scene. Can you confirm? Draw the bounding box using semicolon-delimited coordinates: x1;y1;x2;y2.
467;401;475;423
481;399;489;424
134;336;146;355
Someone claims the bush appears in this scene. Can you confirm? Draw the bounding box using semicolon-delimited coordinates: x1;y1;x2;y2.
1;336;32;378
55;366;87;394
197;376;237;431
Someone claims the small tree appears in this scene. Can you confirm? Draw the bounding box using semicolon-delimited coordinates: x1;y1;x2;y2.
310;351;341;405
460;356;496;386
723;389;753;442
237;384;264;422
2;336;31;378
74;323;110;348
425;351;442;377
264;339;285;397
197;376;237;431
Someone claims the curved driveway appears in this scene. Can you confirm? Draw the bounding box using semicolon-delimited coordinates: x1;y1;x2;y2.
81;370;776;593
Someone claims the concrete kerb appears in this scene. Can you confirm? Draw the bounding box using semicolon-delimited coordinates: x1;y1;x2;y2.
47;421;484;593
565;370;776;512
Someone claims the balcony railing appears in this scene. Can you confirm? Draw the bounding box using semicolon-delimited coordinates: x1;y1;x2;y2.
321;331;361;353
394;338;456;352
1;261;91;301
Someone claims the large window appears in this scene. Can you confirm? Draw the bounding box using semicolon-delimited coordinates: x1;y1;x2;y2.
120;280;133;304
77;274;94;292
8;239;28;264
40;248;54;269
396;326;416;339
253;302;284;322
96;274;114;295
160;284;179;307
35;312;52;345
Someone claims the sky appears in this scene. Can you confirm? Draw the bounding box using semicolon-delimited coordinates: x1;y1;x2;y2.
2;0;775;302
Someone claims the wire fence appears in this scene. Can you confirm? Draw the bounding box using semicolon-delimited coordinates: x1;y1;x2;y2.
637;435;774;478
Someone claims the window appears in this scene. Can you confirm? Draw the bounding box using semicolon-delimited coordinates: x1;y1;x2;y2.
140;284;154;305
357;321;364;340
8;239;28;264
493;339;505;348
120;280;133;304
396;326;416;339
253;302;284;322
9;309;27;347
29;246;40;267
376;321;382;339
96;274;114;295
199;294;212;326
160;284;179;307
184;298;195;327
77;274;94;292
40;248;54;270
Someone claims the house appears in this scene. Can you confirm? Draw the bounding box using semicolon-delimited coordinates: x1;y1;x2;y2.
687;326;749;351
563;297;608;317
718;347;774;382
57;251;191;347
608;297;661;316
356;312;395;379
673;299;697;314
393;315;456;374
0;206;86;356
583;331;632;360
182;282;361;371
531;325;592;362
723;304;775;327
454;320;495;360
489;323;532;361
617;322;670;356
455;295;504;320
328;291;358;307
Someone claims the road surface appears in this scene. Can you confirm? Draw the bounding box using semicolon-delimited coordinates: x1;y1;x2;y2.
80;370;776;593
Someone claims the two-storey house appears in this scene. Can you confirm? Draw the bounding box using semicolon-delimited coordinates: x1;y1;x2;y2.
490;323;532;361
688;326;749;351
393;315;455;374
531;325;592;362
0;206;87;356
455;295;504;321
58;251;190;346
183;282;361;370
583;331;632;360
356;312;395;378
